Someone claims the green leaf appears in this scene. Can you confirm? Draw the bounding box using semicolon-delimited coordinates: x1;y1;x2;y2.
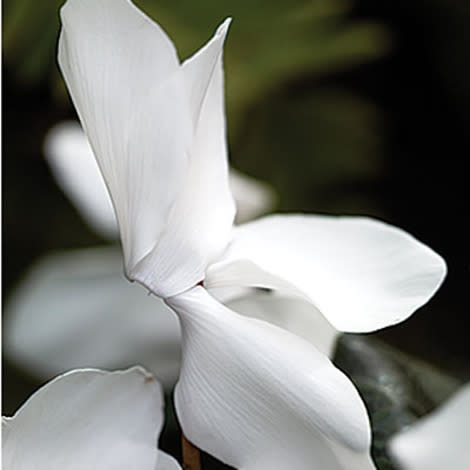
334;334;462;470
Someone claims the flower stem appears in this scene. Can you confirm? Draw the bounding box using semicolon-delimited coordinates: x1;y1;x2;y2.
182;432;201;470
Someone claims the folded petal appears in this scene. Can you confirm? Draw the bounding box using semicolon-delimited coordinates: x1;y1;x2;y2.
206;214;446;332
166;287;375;470
59;0;235;297
44;120;267;240
226;289;339;357
388;383;470;470
3;247;180;388
59;0;189;275
132;20;235;297
44;121;118;239
2;367;180;469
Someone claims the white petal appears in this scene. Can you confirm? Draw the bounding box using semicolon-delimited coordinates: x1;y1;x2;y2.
2;367;178;469
229;169;276;223
3;247;181;388
59;0;235;298
131;19;235;297
156;452;182;470
226;289;339;357
166;287;375;470
44;121;118;239
206;214;446;332
388;383;470;470
182;19;231;126
44;119;266;240
58;0;190;278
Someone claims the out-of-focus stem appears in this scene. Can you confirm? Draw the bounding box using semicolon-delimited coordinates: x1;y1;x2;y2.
182;432;201;470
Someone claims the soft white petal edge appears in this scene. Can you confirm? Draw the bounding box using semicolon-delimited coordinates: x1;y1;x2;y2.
59;0;235;297
2;367;181;469
226;290;339;357
206;214;447;332
131;17;235;298
58;0;190;276
156;451;182;470
43;121;272;239
167;287;376;470
388;383;470;470
44;121;118;239
3;247;181;388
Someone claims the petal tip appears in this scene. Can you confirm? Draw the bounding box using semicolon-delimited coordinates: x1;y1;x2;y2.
216;17;232;38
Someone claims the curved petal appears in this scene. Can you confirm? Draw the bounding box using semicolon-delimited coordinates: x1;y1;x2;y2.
3;247;181;388
388;383;470;470
44;120;267;239
59;0;189;276
229;169;276;223
59;0;235;298
2;367;180;469
226;289;339;357
156;452;182;470
166;287;375;470
132;19;235;297
44;121;118;239
206;214;447;332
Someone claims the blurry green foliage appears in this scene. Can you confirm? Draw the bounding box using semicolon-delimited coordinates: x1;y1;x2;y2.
234;87;383;214
3;0;388;139
4;0;391;270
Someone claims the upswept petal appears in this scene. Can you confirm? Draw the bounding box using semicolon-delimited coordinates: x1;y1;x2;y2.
388;383;470;470
166;287;375;470
44;121;118;239
226;290;339;357
182;19;231;127
205;214;447;332
3;247;181;388
44;121;268;239
59;0;235;298
132;19;235;297
2;367;180;469
59;0;189;275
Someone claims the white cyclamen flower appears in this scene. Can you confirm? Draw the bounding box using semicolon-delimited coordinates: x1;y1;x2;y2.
388;383;470;470
3;121;275;387
2;367;180;469
58;0;446;468
3;247;182;387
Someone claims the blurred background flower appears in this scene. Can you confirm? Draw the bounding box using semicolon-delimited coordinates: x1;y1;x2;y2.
3;0;469;468
388;382;470;469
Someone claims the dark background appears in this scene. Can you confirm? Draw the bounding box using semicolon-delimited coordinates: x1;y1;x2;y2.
349;0;469;372
3;0;469;437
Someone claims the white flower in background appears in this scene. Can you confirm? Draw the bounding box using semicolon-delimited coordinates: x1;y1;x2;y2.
4;247;182;386
388;383;470;470
44;121;276;239
2;367;181;469
229;168;276;224
44;121;118;238
57;0;446;467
